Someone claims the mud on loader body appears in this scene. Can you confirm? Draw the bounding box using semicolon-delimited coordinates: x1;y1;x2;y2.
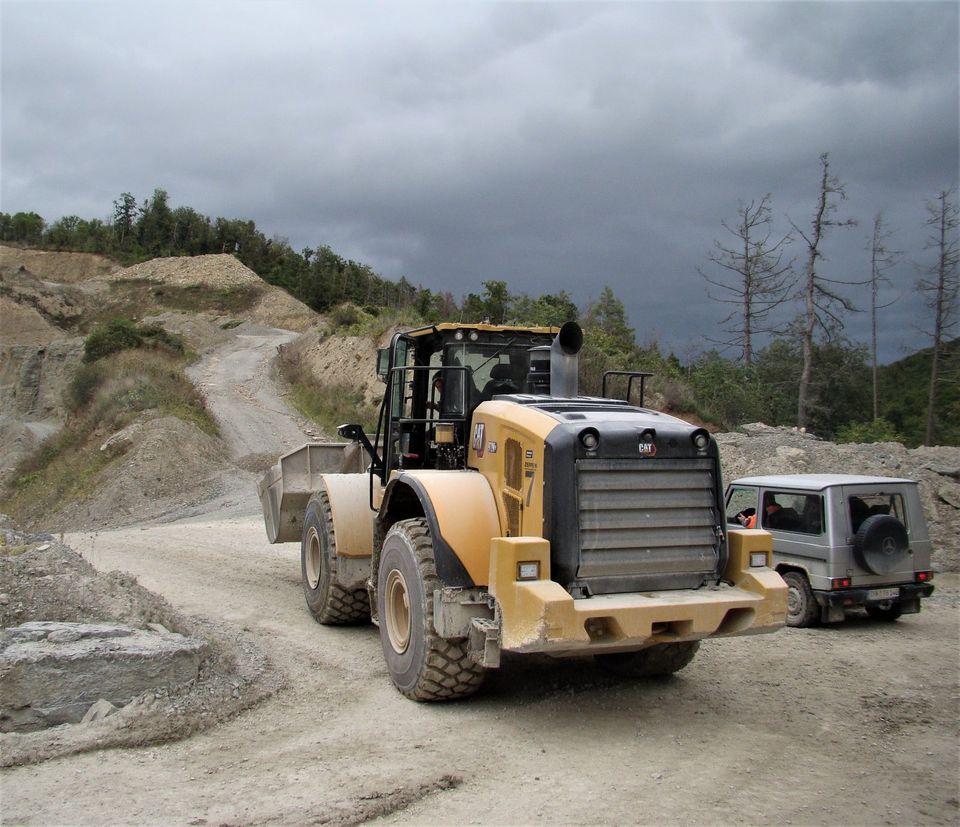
259;322;787;700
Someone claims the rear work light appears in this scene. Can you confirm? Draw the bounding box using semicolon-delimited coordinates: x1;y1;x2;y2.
916;571;934;583
830;577;851;590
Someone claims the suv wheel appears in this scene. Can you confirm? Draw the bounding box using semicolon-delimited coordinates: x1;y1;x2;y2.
783;571;819;628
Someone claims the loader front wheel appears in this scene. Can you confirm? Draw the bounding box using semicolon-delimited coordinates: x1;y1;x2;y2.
595;641;700;679
301;493;369;625
377;518;485;701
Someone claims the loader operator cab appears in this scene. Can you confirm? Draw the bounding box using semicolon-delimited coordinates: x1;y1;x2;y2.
360;324;556;480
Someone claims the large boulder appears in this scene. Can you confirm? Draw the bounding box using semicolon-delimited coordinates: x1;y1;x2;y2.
1;621;207;732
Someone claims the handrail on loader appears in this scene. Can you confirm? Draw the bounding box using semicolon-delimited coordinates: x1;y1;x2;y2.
602;370;654;407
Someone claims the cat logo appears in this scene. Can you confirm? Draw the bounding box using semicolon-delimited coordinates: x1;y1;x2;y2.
639;441;657;457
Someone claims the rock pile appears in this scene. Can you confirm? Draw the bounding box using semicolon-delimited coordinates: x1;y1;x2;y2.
101;254;317;332
0;518;275;766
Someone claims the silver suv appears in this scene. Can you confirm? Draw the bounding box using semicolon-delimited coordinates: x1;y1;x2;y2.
725;474;935;627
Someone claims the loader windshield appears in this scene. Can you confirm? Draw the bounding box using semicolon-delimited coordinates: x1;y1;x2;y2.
437;340;536;410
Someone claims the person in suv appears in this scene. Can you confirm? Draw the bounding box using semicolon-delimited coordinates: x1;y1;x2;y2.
725;475;935;627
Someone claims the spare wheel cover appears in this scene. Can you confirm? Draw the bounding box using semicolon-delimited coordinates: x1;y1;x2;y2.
853;514;909;575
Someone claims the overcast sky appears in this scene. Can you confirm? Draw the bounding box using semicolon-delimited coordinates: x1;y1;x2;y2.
2;1;957;363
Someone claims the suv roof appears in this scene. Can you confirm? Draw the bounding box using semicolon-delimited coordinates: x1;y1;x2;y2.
401;322;558;339
730;473;915;490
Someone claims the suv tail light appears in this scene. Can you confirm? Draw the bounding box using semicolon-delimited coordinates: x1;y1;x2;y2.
830;577;851;590
915;571;934;583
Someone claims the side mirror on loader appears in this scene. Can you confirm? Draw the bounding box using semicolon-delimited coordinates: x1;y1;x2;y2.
337;423;381;470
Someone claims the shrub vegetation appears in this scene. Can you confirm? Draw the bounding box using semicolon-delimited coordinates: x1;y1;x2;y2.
83;318;184;363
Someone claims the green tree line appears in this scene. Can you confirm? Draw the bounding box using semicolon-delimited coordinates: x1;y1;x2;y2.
3;189;956;447
1;189;444;317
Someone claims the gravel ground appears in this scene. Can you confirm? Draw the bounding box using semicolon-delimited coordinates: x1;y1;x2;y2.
1;514;956;826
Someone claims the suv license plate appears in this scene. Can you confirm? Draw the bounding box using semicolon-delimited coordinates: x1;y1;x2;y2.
868;587;899;601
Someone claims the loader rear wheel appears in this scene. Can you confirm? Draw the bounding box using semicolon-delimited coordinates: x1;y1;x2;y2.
301;493;370;625
377;518;485;701
595;641;700;679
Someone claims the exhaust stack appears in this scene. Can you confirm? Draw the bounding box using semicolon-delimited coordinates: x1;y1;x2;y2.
550;321;583;398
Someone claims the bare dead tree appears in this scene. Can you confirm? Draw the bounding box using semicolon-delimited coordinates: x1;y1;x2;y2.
699;195;794;365
789;153;858;430
917;188;959;446
867;212;901;419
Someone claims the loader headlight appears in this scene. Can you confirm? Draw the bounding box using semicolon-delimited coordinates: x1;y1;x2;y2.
579;428;600;451
749;551;768;568
517;561;540;581
692;429;710;451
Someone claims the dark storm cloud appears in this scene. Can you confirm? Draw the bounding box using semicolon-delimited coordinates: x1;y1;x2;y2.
2;1;957;362
731;1;957;86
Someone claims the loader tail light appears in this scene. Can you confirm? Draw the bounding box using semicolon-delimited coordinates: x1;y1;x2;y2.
517;561;540;581
916;571;933;583
749;552;768;567
830;577;851;590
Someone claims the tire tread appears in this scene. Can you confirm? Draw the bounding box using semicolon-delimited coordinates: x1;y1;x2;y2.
304;492;370;625
388;518;485;701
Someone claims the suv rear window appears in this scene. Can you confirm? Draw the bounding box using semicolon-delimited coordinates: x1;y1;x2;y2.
761;491;824;535
848;493;906;533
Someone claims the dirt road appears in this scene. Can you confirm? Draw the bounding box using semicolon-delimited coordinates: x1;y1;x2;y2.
2;327;959;826
186;325;318;464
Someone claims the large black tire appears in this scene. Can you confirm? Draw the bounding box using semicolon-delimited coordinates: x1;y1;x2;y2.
377;518;485;701
854;514;909;575
301;493;370;625
783;571;820;628
866;603;903;622
595;641;700;678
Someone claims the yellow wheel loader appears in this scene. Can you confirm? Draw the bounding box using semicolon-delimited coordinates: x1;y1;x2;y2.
259;322;787;701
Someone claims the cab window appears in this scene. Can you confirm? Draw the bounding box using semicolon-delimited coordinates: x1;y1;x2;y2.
761;491;824;535
389;338;414;419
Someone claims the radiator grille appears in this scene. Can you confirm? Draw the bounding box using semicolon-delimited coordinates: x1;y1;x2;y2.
576;458;719;582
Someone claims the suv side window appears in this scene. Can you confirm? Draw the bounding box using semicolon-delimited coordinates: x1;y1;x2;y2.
761;491;824;535
849;493;906;533
726;487;758;526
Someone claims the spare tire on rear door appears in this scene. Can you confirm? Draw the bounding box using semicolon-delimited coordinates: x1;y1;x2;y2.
853;514;909;575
